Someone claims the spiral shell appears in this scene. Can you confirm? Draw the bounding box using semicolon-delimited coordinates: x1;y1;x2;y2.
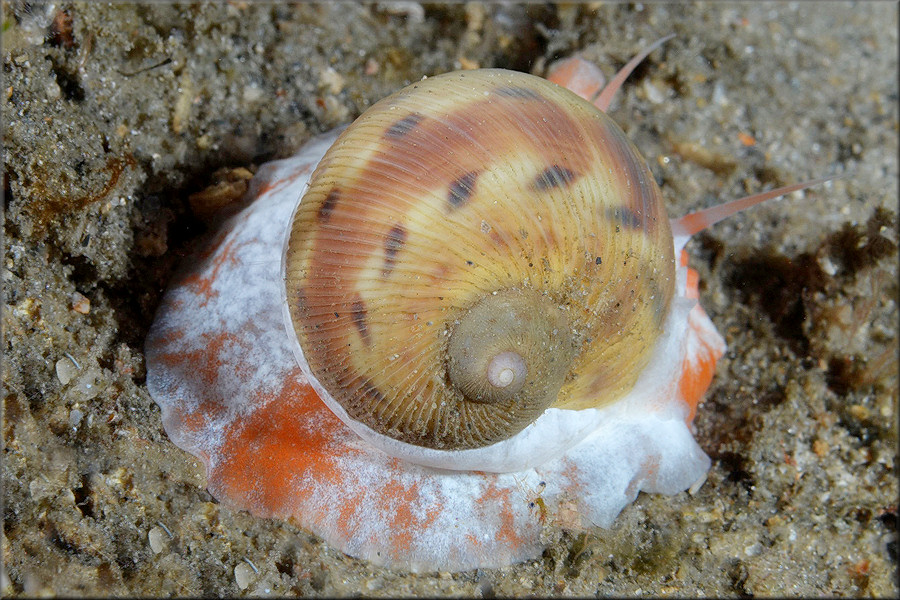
284;69;675;450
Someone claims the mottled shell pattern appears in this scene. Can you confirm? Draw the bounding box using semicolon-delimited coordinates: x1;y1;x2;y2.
285;69;675;450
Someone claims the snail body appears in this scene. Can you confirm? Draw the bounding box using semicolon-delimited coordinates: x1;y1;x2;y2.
145;52;820;571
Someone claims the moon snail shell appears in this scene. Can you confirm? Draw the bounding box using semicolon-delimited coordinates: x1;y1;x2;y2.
284;69;675;458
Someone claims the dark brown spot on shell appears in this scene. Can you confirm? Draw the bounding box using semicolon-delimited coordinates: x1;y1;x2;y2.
606;206;645;230
533;165;577;191
583;116;666;238
319;188;339;222
448;171;479;210
350;296;370;345
383;223;407;276
494;86;543;100
385;113;424;138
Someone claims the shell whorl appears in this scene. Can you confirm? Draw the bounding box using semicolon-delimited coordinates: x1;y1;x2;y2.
445;287;576;422
284;69;675;450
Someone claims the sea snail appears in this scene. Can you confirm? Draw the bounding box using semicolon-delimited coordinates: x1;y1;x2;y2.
146;40;830;572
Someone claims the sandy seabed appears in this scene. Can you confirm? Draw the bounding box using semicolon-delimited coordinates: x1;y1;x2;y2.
3;2;897;596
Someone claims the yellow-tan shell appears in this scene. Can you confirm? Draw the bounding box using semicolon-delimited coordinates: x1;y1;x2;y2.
284;69;675;450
